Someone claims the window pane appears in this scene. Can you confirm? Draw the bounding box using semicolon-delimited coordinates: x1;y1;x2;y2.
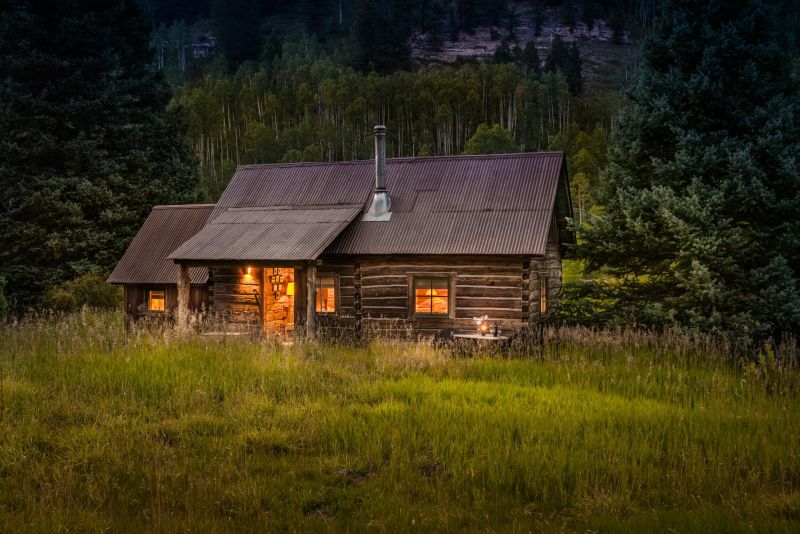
415;287;432;314
430;278;448;290
414;277;448;315
316;277;336;313
431;295;448;314
149;290;165;311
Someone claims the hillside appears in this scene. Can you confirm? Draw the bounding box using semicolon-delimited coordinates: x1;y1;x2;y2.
409;3;639;95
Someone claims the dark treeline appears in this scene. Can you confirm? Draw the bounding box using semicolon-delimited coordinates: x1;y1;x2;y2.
0;0;199;308
145;0;799;74
175;41;606;198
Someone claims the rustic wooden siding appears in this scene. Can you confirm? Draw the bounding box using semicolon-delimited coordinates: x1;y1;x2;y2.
313;258;358;337
529;243;562;325
208;267;261;332
123;284;208;322
186;246;562;338
317;255;528;336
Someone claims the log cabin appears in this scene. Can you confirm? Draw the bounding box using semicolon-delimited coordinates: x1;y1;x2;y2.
107;204;212;325
110;126;574;338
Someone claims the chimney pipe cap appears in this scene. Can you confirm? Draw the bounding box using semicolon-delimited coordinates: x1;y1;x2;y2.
373;124;386;135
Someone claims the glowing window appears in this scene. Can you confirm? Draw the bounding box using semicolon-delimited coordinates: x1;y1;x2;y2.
148;290;165;311
316;277;336;313
414;277;449;316
540;276;548;314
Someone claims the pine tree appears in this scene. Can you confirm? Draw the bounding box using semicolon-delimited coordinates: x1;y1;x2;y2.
352;0;410;73
0;0;199;308
520;41;540;75
577;0;800;340
610;10;626;44
211;0;262;68
493;40;513;64
545;36;583;94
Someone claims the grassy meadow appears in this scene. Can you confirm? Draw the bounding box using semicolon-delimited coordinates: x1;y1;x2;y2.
1;311;799;532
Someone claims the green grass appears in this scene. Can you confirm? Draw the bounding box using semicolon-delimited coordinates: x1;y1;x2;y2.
1;311;799;532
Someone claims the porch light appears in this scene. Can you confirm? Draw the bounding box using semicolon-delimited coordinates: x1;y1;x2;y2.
244;266;253;282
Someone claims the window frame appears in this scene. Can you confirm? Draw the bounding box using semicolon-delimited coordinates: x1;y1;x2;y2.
408;272;456;319
315;273;339;315
147;288;166;312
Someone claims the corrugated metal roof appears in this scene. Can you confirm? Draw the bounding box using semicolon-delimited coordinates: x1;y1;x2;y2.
326;152;569;255
203;152;571;257
207;161;375;221
168;206;362;262
107;205;213;285
328;210;554;255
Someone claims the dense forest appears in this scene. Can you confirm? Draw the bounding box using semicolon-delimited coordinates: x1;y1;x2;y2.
151;0;627;199
1;0;799;341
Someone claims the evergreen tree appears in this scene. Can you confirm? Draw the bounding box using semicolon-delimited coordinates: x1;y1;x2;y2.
520;41;540;74
211;0;262;68
565;41;583;94
493;40;513;63
0;0;199;308
610;10;626;44
532;3;545;36
545;36;583;94
456;0;479;34
351;0;410;73
561;0;576;30
578;0;800;339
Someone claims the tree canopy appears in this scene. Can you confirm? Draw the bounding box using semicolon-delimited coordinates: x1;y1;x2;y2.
0;0;199;308
576;0;800;339
462;124;519;154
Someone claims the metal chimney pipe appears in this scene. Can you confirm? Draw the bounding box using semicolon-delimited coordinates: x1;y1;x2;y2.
374;124;386;191
363;124;391;221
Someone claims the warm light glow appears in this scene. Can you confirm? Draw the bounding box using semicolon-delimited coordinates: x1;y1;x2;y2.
480;322;489;332
287;282;294;296
414;277;449;315
316;277;336;313
244;266;253;282
148;290;165;311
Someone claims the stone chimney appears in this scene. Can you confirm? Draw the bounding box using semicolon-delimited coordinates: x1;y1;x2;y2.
363;125;392;221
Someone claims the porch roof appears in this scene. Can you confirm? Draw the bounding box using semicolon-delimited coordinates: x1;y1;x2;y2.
167;205;362;263
108;204;213;285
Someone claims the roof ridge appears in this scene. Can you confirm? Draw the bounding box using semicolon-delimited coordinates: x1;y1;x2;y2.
226;203;365;211
153;204;216;209
235;151;564;171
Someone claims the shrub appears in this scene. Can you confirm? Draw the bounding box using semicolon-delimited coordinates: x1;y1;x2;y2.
43;271;122;311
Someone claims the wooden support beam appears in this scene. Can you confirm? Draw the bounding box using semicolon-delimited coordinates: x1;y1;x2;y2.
176;263;190;331
294;267;302;336
306;264;316;340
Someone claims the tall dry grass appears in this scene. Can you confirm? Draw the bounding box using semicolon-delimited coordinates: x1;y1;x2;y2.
0;310;798;532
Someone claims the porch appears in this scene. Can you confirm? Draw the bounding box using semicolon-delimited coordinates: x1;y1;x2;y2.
175;262;325;339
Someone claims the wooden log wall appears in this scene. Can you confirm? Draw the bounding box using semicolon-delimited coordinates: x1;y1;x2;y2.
318;255;529;336
314;258;358;338
207;267;261;332
123;284;208;321
529;243;562;325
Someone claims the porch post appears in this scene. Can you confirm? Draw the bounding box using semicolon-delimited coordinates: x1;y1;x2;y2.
306;264;316;339
177;263;190;331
